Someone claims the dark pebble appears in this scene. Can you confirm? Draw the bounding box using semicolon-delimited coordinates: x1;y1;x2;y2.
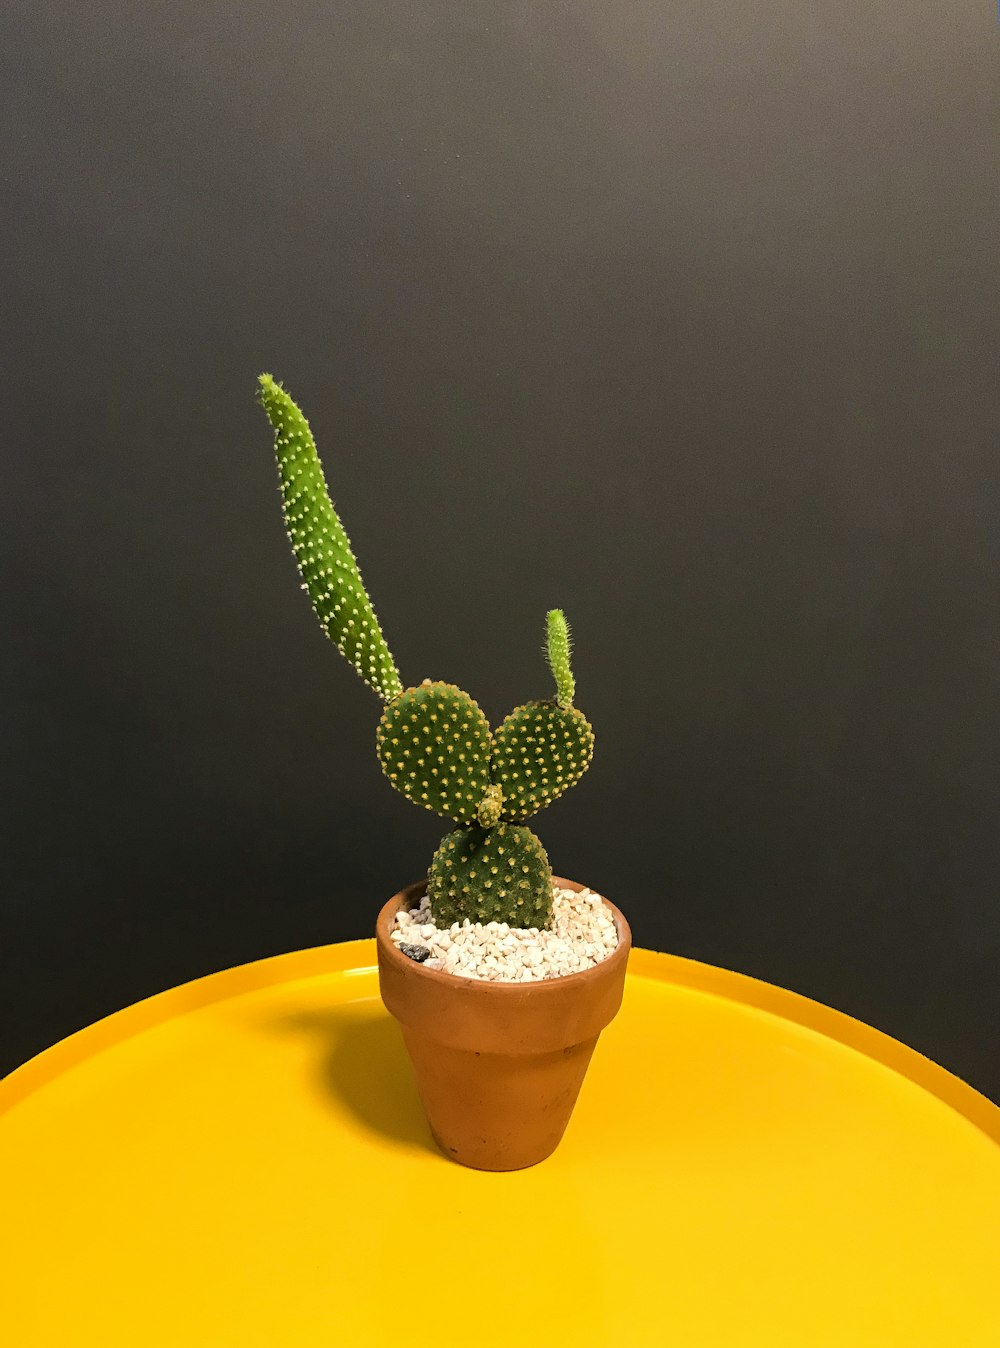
399;942;431;963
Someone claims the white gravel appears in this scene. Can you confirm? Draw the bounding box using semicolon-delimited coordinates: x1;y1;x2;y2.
391;885;619;981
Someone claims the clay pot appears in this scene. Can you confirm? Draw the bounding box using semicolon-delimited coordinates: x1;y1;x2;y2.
376;876;631;1170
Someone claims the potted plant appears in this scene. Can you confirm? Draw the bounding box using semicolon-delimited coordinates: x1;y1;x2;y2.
257;374;631;1170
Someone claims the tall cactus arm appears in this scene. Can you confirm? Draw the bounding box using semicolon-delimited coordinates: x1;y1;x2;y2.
545;608;576;708
257;374;403;701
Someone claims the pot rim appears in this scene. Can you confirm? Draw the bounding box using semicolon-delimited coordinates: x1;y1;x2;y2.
376;875;632;994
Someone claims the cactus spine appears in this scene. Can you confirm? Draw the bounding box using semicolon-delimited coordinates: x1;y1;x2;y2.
258;377;594;931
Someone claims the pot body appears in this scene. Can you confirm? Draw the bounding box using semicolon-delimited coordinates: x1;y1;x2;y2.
376;877;631;1170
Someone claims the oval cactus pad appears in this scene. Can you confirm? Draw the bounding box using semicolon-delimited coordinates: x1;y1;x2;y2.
376;681;492;824
491;701;595;822
427;822;553;927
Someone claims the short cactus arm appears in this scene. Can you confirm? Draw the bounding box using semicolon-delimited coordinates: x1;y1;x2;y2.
257;374;403;701
545;609;576;708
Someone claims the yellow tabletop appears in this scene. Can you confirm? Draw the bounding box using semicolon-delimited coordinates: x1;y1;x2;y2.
2;942;998;1347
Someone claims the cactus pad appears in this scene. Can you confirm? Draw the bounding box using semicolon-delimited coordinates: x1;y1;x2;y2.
257;375;402;702
545;609;576;708
491;700;595;822
376;680;492;824
427;822;553;927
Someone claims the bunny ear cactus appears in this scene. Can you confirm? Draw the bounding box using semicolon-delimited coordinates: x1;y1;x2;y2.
258;375;594;930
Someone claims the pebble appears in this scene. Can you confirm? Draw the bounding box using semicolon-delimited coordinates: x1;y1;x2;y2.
391;886;619;982
398;942;431;963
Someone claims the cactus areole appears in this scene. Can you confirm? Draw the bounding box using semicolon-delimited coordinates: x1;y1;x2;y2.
257;374;594;931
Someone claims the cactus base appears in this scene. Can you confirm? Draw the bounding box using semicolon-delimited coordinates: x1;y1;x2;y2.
427;823;553;928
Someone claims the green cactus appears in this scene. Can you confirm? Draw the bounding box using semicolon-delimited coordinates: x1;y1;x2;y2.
258;375;594;931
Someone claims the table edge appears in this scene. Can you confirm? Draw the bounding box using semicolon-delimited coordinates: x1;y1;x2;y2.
3;941;997;1145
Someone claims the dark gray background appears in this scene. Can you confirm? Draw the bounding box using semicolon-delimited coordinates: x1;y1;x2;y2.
2;2;998;1098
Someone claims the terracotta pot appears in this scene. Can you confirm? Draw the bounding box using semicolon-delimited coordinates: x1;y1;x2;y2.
376;876;631;1170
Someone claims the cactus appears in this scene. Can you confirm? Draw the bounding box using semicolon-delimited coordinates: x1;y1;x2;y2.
258;375;594;930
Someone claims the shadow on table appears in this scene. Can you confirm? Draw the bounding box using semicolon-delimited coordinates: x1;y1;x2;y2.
265;1004;437;1156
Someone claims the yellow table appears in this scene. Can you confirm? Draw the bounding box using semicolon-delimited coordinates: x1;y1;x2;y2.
2;942;998;1346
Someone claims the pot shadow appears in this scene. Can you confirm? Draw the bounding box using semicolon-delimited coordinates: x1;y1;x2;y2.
265;1004;437;1157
